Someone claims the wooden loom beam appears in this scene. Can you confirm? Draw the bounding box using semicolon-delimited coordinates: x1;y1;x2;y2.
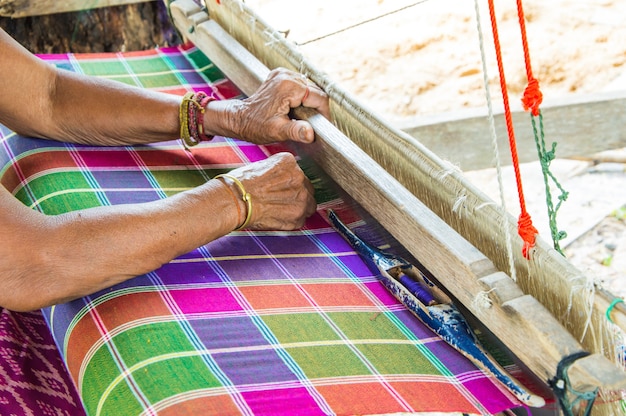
169;0;626;399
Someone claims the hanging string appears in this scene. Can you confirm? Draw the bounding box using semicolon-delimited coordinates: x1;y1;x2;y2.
486;0;538;259
514;0;569;255
472;0;517;281
296;0;432;46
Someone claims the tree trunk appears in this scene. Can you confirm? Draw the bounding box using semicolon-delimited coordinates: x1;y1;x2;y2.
0;1;180;53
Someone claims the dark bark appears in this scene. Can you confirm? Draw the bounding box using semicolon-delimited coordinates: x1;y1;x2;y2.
0;2;180;53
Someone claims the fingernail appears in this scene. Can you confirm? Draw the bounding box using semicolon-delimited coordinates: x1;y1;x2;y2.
299;126;308;142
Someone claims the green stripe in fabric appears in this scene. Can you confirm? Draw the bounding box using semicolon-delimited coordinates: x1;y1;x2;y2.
28;187;195;211
286;344;372;379
329;311;414;341
115;53;149;89
15;171;102;213
81;340;144;416
78;60;128;76
383;311;456;378
126;56;172;75
135;72;183;89
356;343;442;375
96;353;226;416
111;321;198;367
157;49;195;88
183;49;223;83
329;312;442;376
262;313;342;344
149;170;211;197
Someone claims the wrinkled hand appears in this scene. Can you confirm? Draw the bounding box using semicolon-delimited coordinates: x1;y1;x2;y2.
211;68;330;145
225;152;317;230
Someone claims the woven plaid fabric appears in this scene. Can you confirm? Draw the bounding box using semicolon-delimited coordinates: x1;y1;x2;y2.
0;44;527;415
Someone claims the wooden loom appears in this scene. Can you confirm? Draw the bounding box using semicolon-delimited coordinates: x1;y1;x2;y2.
2;0;626;413
165;0;626;414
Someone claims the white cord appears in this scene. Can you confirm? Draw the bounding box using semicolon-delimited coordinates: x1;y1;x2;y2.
472;0;517;281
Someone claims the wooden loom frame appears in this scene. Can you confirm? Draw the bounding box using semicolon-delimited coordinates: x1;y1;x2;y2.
167;0;626;413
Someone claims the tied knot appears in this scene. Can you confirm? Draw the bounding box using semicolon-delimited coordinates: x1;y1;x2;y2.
518;211;538;258
521;77;543;116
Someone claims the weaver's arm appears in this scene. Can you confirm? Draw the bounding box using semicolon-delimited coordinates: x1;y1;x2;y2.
0;28;329;146
0;28;326;311
0;152;316;312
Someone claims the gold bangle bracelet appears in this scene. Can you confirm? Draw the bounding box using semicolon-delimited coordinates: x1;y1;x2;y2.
214;174;252;231
179;92;197;149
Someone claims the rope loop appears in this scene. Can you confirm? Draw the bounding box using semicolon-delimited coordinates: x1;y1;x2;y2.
606;297;625;323
548;351;598;416
540;141;557;164
522;77;543;116
517;211;538;258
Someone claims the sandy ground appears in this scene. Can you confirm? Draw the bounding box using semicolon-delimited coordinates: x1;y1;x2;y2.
247;0;626;120
245;0;626;297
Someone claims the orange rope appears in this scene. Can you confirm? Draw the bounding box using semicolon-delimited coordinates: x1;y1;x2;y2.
516;0;543;116
486;0;538;258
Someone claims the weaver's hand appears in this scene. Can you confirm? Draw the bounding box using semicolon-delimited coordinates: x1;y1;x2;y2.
205;68;330;144
217;152;317;230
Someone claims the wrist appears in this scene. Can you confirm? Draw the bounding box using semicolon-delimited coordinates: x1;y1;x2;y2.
213;174;251;231
202;99;244;140
179;91;216;149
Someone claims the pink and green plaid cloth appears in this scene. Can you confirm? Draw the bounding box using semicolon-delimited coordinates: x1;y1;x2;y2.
0;44;530;415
